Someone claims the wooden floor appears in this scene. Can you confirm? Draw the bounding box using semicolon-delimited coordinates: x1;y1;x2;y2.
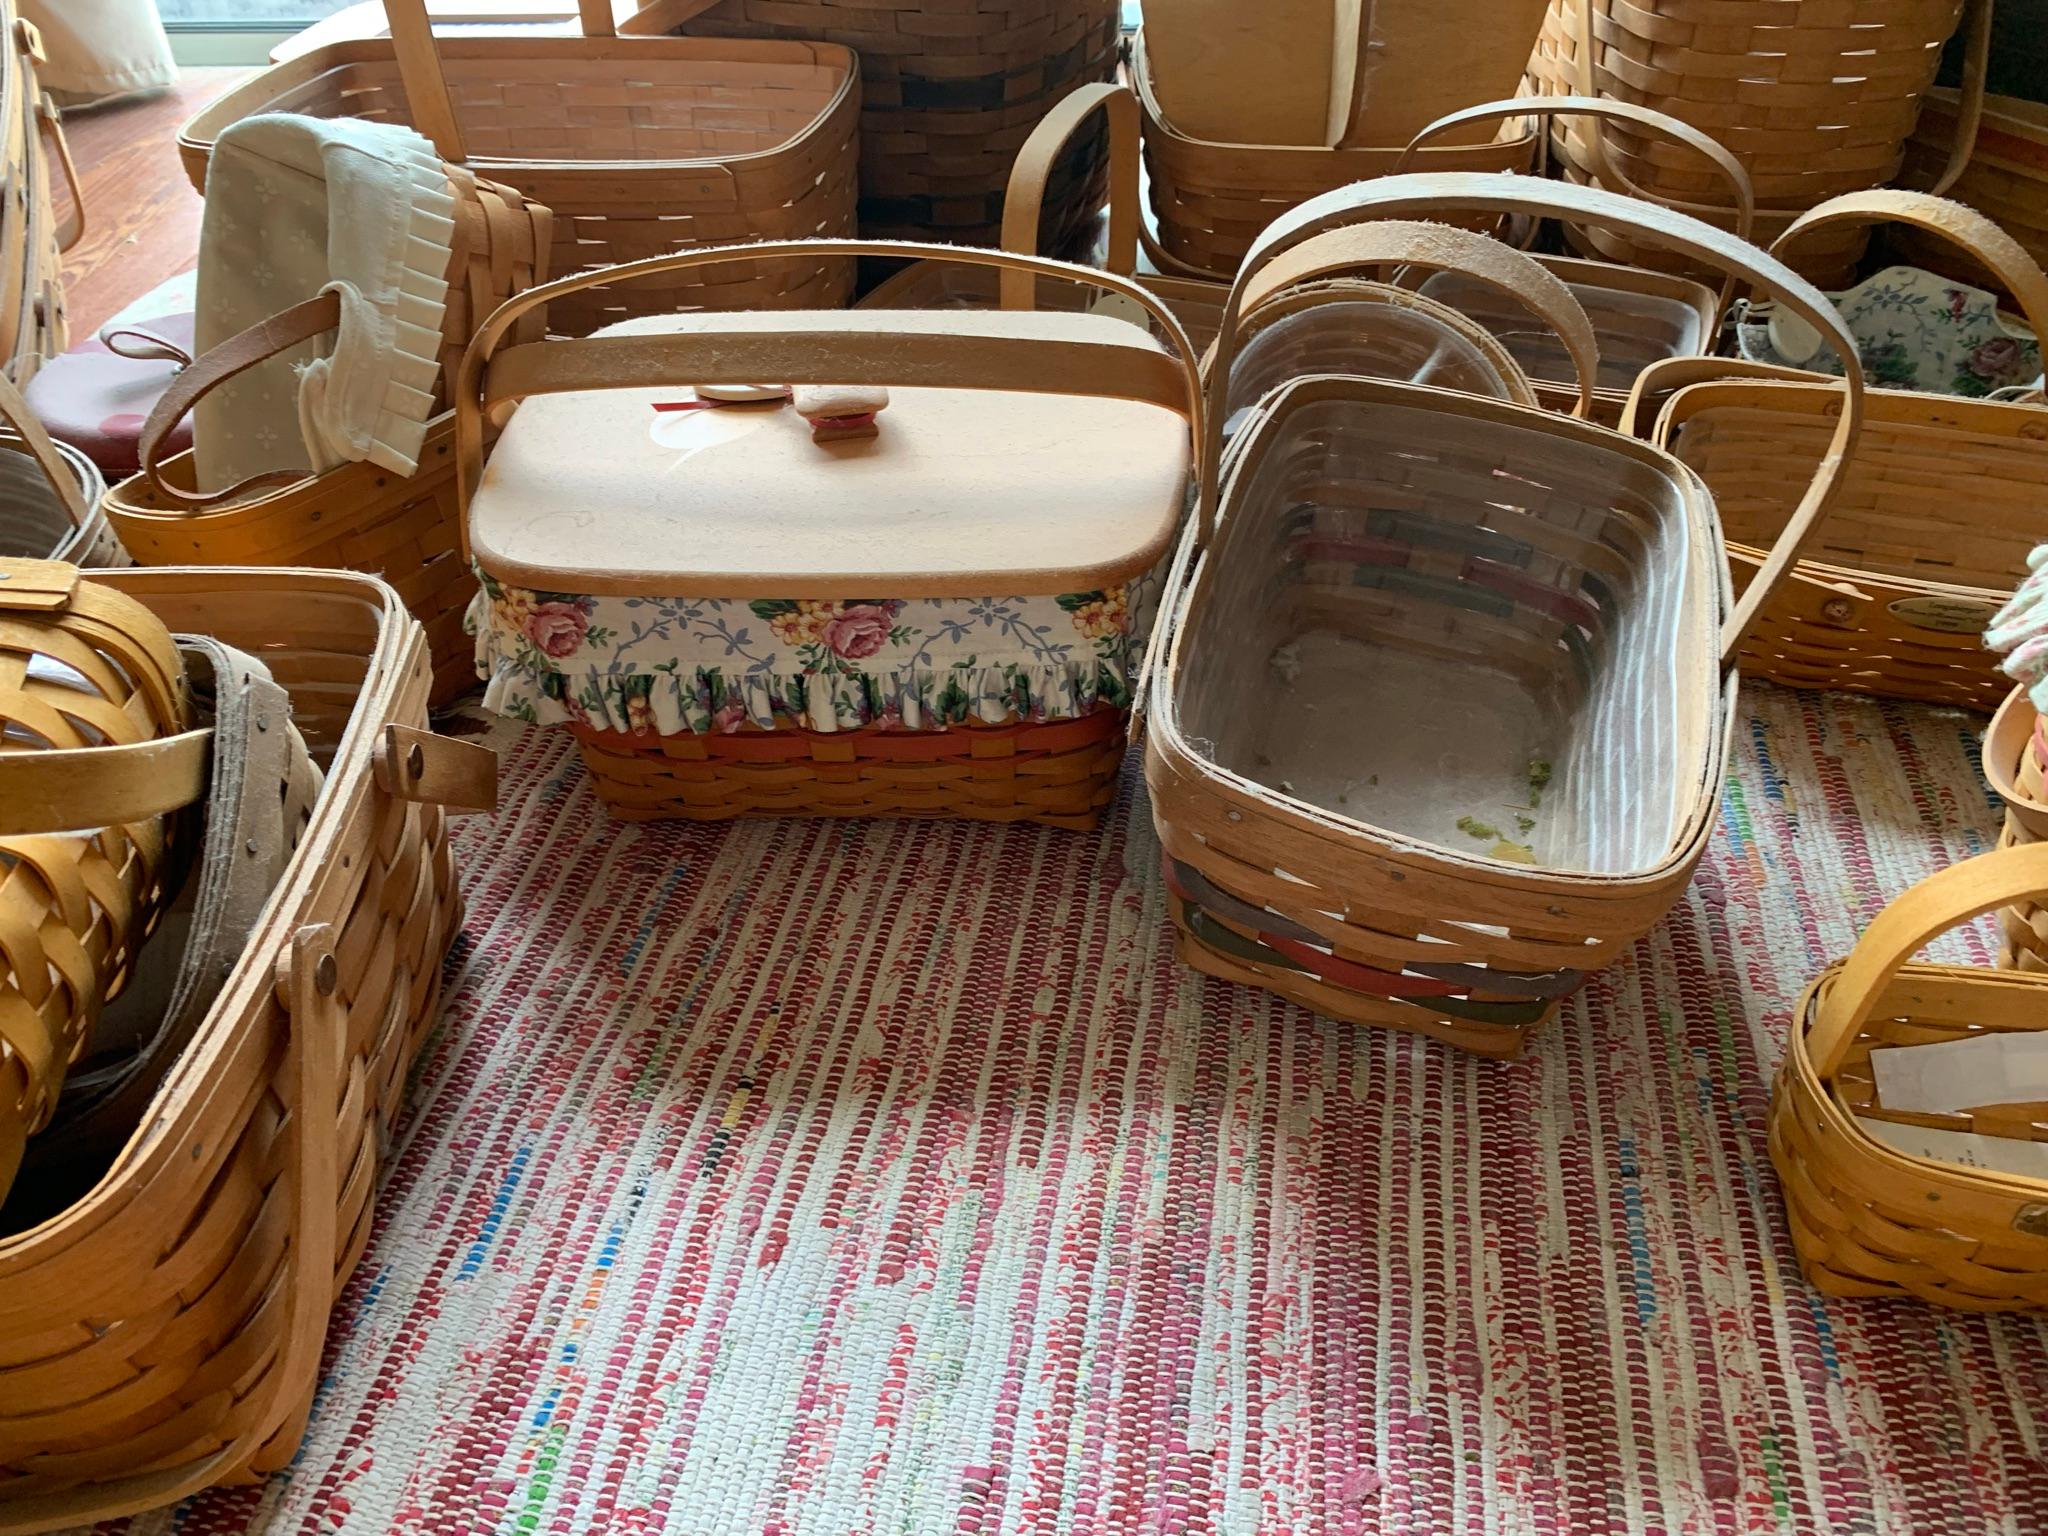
57;69;245;336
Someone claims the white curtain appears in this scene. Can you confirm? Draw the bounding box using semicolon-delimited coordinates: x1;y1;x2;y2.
20;0;177;106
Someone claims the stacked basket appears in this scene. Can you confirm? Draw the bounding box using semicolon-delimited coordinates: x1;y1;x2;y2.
2;7;80;381
637;0;1120;250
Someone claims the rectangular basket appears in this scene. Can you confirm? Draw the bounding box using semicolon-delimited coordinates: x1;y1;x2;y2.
1142;172;1868;1055
458;238;1203;829
0;566;496;1533
178;0;860;336
1770;843;2048;1311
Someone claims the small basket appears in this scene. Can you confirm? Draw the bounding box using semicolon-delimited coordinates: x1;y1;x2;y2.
1132;30;1538;280
1984;686;2048;973
2;15;82;382
635;0;1121;249
0;369;119;566
179;0;860;336
1141;172;1868;1055
0;566;496;1531
0;560;191;1203
459;239;1202;828
1628;191;2048;711
1392;96;1739;426
1769;842;2048;1311
1530;0;1990;286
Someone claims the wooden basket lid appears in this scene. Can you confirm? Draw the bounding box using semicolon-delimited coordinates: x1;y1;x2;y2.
468;309;1193;600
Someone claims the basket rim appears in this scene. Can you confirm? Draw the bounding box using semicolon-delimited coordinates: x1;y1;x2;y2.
1145;371;1732;891
177;35;860;177
0;566;409;1271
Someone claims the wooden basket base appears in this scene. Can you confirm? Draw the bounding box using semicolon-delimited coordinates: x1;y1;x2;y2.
570;713;1126;829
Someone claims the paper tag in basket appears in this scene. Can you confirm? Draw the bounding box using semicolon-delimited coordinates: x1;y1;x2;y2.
1090;292;1153;329
1886;596;2002;635
1860;1117;2048;1182
1871;1032;2048;1115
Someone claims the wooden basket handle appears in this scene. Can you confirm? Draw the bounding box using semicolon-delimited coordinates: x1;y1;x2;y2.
1924;0;1994;198
0;729;210;835
1214;219;1601;421
138;291;342;509
34;93;82;254
454;238;1207;558
382;0;470;162
1217;171;1866;673
0;369;94;533
1771;188;2048;348
1807;843;2048;1081
1397;93;1754;322
999;81;1138;307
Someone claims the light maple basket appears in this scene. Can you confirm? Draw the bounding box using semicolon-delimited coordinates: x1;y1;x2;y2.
1898;90;2048;297
1530;0;1990;285
1770;843;2048;1311
1628;190;2048;712
2;12;81;382
1142;173;1867;1056
102;166;551;706
179;0;859;336
630;0;1120;249
0;566;496;1533
1132;30;1539;280
0;561;190;1205
1984;686;2048;973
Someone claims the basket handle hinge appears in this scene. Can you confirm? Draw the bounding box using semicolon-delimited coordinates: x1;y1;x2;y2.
378;723;499;815
2015;1203;2048;1238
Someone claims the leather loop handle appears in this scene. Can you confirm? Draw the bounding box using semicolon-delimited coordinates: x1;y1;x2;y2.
0;369;92;532
0;729;211;835
376;723;498;814
1772;189;2048;351
99;325;193;369
1218;172;1865;672
1398;93;1754;322
35;94;83;254
1808;844;2048;1082
1220;220;1600;418
381;0;469;162
999;81;1138;307
456;238;1206;560
139;291;342;509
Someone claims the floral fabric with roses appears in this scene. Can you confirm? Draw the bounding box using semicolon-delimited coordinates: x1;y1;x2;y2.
470;569;1161;734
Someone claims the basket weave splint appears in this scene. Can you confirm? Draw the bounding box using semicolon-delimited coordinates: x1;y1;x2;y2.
0;566;495;1532
461;239;1202;828
1985;686;2048;974
1142;173;1868;1056
1628;190;2048;712
1770;843;2048;1311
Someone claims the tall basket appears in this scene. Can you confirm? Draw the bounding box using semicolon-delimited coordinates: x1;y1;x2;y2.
633;0;1120;250
179;0;860;336
1142;173;1868;1055
2;11;82;382
1530;0;1992;285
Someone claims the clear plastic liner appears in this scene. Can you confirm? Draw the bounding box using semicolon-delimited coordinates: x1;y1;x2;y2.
1419;270;1705;393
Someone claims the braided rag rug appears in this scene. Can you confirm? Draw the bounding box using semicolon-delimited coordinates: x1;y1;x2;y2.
97;686;2048;1536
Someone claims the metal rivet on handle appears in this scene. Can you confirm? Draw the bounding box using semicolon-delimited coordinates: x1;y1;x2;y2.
1821;598;1854;625
2014;1203;2048;1237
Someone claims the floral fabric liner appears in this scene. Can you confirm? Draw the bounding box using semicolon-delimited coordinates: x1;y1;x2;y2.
471;567;1162;735
1735;264;2043;398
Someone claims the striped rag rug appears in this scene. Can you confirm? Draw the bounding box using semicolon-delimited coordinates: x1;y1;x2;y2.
96;685;2048;1536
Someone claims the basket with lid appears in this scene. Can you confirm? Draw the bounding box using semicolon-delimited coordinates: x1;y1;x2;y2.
1141;173;1867;1055
460;239;1201;828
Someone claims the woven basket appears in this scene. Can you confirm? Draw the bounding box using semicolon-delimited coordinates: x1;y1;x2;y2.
1629;191;2048;711
0;370;119;566
1770;842;2048;1311
1530;0;1990;286
179;0;859;336
630;0;1120;249
1142;173;1868;1056
101;164;550;707
0;566;495;1532
457;238;1204;828
2;14;80;382
1985;686;2048;973
1132;31;1539;280
1898;90;2048;297
0;560;191;1205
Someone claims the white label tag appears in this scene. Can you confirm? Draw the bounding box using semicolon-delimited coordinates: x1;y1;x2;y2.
1089;291;1151;329
1861;1117;2048;1181
1870;1032;2048;1115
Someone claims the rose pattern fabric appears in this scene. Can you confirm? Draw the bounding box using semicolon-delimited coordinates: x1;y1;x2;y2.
1736;264;2043;397
470;568;1160;735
